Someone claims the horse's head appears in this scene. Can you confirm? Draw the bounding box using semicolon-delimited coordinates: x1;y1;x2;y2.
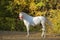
19;12;31;20
19;12;24;20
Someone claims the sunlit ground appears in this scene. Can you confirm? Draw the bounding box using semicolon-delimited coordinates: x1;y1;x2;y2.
0;31;60;40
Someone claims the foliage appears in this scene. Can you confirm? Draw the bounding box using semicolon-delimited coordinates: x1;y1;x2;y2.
0;0;60;34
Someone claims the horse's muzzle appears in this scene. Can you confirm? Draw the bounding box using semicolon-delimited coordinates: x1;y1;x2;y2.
19;16;23;20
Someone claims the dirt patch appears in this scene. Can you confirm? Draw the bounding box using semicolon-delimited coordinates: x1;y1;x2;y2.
0;31;60;40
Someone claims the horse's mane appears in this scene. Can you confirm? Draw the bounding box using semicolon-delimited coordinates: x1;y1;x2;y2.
20;12;32;17
20;12;28;15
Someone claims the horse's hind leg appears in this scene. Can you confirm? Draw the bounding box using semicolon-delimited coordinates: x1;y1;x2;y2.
41;22;46;38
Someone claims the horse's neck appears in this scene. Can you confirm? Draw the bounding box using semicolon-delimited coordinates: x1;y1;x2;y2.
23;13;33;21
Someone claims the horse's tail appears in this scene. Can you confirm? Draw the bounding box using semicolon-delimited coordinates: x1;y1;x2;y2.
46;18;53;27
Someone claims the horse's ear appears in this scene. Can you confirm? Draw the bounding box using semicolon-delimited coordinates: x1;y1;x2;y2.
19;12;22;14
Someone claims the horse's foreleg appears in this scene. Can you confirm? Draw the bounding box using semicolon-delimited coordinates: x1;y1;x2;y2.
41;23;46;38
26;26;29;37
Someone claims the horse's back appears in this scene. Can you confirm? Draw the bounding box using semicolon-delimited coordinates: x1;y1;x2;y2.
33;16;46;24
34;16;46;20
39;16;46;20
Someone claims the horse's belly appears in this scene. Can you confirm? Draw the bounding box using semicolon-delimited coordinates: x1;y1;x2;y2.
33;19;41;25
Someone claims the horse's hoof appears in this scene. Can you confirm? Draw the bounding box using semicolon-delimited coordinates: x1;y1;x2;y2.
41;35;46;39
26;35;29;38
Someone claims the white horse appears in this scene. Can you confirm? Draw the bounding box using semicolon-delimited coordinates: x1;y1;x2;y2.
19;12;52;38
